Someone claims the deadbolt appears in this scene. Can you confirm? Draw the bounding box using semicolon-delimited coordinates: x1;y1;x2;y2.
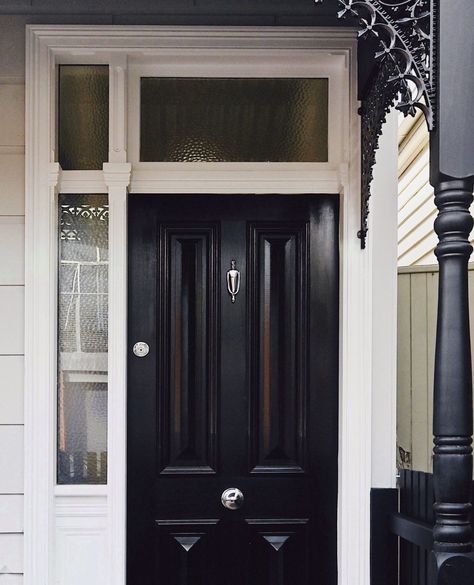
133;341;150;357
221;488;244;510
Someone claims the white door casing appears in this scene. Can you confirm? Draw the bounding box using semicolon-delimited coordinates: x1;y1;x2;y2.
24;25;397;585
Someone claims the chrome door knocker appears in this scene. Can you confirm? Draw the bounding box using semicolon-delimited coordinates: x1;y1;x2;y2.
226;260;241;303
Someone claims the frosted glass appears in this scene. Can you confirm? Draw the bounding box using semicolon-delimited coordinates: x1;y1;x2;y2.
140;78;328;162
57;195;109;485
59;65;109;170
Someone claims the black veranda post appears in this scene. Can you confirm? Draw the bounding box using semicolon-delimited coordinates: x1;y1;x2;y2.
428;1;474;582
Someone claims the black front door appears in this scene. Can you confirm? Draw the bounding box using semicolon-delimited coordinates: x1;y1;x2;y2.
127;195;339;585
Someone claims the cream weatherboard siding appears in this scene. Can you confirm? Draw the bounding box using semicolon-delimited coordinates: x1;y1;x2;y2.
396;99;474;473
398;111;474;267
397;266;437;472
0;15;25;585
397;112;474;474
397;265;474;474
398;111;436;266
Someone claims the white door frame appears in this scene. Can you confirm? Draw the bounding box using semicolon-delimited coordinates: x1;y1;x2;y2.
24;25;395;585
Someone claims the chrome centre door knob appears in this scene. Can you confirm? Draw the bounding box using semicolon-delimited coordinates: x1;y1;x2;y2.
221;488;244;510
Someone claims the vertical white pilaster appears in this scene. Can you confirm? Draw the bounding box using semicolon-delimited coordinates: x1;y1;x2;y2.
106;51;130;585
339;180;373;585
370;110;398;489
104;163;131;585
24;24;59;585
24;160;61;585
109;55;128;165
337;41;372;585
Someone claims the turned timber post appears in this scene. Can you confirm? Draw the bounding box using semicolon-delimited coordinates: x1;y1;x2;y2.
432;179;473;551
430;1;474;582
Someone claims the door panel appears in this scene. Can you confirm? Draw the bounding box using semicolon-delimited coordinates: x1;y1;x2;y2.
128;195;339;585
248;223;308;474
158;224;218;474
247;519;309;585
156;519;220;585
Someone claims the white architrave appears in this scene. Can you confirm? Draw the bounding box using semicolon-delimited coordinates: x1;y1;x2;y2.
103;162;131;585
23;25;396;585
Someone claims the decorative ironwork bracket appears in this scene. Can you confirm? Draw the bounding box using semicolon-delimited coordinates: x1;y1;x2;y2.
339;0;435;127
358;57;400;248
318;1;436;248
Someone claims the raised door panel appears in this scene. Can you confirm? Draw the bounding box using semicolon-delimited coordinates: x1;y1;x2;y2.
248;223;309;473
156;520;220;585
246;519;309;585
158;225;218;474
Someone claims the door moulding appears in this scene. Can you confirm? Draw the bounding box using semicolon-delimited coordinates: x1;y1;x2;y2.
24;25;386;585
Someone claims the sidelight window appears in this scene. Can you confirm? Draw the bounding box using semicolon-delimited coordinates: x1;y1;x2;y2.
57;194;109;484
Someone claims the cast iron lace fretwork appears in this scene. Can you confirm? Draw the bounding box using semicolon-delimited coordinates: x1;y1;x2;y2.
359;58;399;247
318;0;436;247
338;0;435;128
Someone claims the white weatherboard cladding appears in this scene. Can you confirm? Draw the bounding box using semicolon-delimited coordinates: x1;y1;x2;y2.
0;495;24;532
0;576;23;585
21;25;398;585
0;153;25;215
0;217;25;285
0;427;24;494
0;533;24;574
0;287;24;354
0;356;24;424
0;84;24;147
0;53;25;584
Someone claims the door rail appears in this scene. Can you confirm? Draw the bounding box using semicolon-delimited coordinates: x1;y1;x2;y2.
390;513;433;551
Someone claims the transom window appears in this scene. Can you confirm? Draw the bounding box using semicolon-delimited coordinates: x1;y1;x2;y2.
140;77;329;162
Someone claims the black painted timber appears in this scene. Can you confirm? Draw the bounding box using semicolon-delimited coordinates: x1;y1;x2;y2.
0;0;346;22
428;2;474;582
399;470;435;585
371;488;398;585
391;514;434;551
397;470;474;585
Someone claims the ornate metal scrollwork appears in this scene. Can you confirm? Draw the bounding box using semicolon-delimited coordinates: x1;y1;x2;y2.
359;58;400;247
320;0;436;247
338;0;435;128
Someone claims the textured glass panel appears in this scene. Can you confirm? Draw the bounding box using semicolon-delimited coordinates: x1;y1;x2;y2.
59;65;109;170
58;194;109;484
140;78;328;162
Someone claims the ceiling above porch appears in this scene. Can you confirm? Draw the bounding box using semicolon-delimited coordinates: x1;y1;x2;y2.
0;0;351;26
